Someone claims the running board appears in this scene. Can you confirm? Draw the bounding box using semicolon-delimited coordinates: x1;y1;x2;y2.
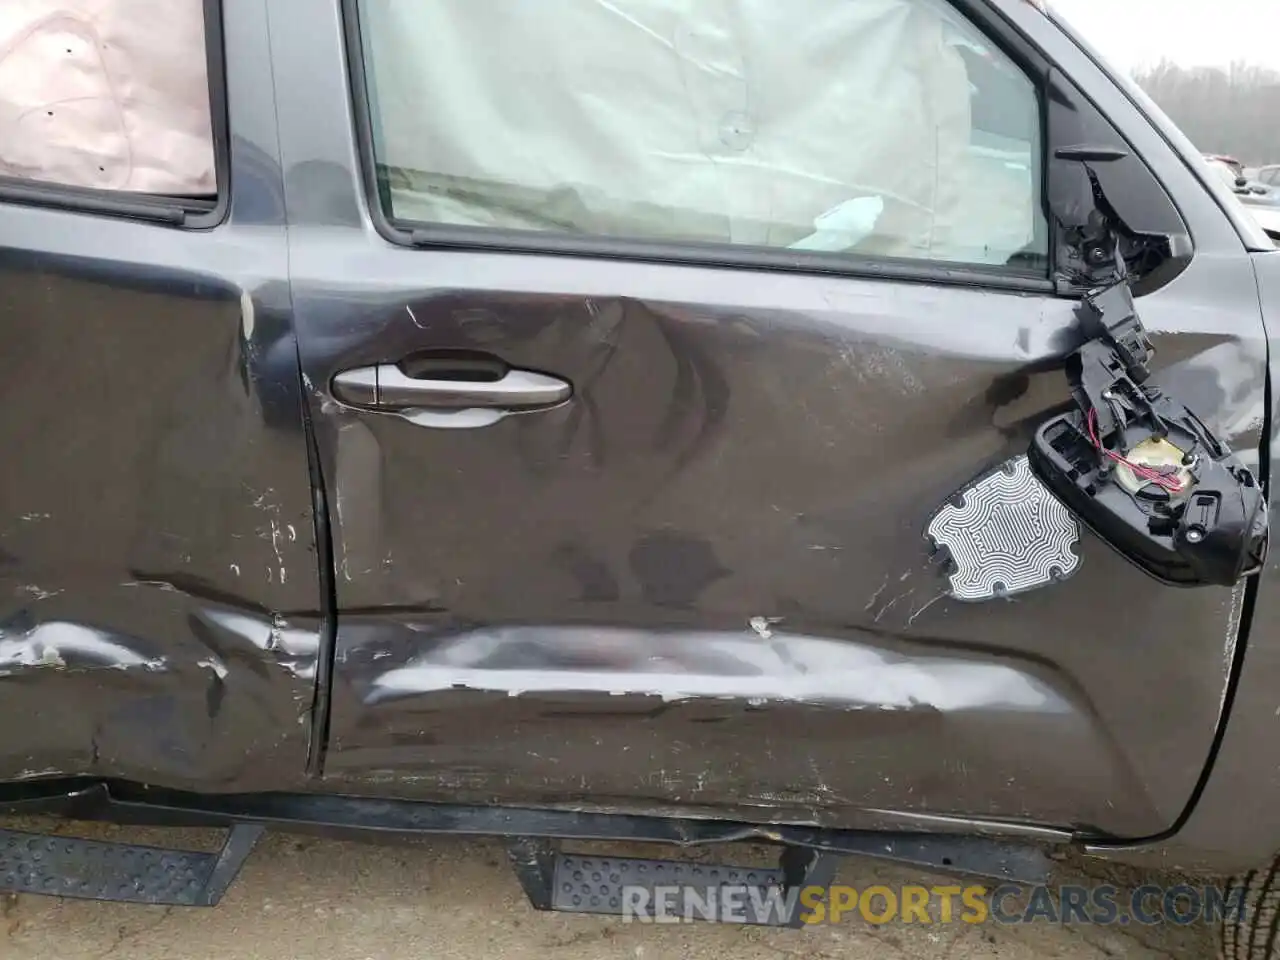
507;833;1051;926
0;780;1060;915
0;823;263;905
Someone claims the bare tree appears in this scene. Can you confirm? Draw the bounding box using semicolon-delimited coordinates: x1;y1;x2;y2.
1133;60;1280;165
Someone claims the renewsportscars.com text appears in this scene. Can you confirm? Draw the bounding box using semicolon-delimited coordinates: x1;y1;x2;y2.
620;883;1246;926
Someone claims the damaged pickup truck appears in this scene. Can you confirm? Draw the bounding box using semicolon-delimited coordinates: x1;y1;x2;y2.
2;0;1280;953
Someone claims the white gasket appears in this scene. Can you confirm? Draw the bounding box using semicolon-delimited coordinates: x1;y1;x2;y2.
926;455;1081;601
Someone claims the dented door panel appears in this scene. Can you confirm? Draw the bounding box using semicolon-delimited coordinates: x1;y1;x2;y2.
288;241;1263;837
266;0;1268;837
0;0;320;792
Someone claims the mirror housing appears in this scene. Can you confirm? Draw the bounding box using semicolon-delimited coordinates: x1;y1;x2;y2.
1029;412;1267;585
1028;282;1268;587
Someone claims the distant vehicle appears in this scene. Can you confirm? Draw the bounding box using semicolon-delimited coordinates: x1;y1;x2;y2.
1205;153;1246;178
1256;164;1280;186
1236;181;1280;238
1240;185;1280;207
1204;160;1280;238
1207;157;1243;188
1243;202;1280;236
1206;157;1271;197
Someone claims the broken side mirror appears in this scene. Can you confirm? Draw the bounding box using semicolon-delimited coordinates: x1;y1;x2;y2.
1027;282;1268;587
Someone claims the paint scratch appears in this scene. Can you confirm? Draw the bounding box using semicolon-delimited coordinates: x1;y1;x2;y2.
20;585;61;601
864;575;890;610
749;616;782;640
907;592;947;626
197;657;229;680
264;513;287;585
873;593;905;623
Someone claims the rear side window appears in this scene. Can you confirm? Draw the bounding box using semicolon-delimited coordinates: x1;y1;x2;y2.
352;0;1048;273
0;0;220;218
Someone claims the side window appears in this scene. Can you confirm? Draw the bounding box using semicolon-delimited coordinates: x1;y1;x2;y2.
352;0;1049;273
0;1;218;211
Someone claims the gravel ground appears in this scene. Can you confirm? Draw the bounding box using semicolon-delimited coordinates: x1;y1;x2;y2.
0;819;1219;960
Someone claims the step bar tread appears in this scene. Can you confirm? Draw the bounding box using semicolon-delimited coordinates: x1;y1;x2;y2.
0;823;263;906
551;853;790;924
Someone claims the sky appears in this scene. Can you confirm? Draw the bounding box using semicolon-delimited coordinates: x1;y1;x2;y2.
1051;0;1280;73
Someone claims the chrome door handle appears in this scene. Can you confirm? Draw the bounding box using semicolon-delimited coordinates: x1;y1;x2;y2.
331;363;571;412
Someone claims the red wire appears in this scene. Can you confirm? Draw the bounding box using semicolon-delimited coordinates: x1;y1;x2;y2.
1086;408;1184;493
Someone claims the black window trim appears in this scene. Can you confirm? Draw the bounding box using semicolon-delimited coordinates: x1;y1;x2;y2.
0;0;229;230
339;0;1058;295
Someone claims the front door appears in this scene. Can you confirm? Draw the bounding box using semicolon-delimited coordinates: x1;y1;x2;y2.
274;0;1267;837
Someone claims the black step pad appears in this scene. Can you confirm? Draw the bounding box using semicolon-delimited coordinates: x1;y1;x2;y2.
550;853;798;925
0;823;262;906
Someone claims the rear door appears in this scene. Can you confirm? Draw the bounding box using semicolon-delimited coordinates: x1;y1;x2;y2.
273;0;1267;837
0;0;320;790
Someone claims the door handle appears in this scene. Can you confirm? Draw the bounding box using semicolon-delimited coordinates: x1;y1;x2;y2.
331;363;571;412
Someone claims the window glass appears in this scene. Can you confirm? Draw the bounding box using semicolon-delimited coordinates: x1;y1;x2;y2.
356;0;1047;271
0;0;215;196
